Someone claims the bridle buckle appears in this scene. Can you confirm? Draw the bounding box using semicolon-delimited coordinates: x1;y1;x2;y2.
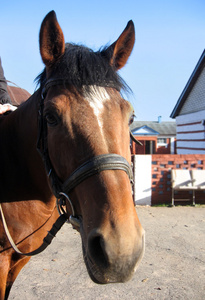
57;192;81;229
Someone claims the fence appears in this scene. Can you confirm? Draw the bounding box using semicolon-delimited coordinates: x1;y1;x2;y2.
133;154;205;205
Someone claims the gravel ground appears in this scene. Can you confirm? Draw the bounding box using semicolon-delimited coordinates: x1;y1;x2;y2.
9;206;205;300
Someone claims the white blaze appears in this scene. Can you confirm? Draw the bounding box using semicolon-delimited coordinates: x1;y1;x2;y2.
83;86;110;138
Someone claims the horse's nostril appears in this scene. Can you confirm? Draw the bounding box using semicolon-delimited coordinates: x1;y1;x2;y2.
88;233;109;268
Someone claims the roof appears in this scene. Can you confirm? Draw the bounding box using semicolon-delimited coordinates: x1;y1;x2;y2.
7;85;30;106
170;49;205;118
133;125;159;136
130;121;176;136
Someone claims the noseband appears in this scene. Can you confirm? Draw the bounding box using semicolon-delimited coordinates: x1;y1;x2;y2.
37;79;134;229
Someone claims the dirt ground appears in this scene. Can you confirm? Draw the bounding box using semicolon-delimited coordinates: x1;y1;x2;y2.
9;206;205;300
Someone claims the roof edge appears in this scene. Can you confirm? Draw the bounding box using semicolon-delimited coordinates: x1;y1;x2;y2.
132;125;160;135
170;49;205;119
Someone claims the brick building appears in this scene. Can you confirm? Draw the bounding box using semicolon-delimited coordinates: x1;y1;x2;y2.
130;117;176;155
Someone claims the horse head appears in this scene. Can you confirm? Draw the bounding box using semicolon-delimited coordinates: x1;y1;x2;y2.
38;11;144;284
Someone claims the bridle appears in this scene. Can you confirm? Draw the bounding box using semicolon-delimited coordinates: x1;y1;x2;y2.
37;78;134;228
0;78;135;256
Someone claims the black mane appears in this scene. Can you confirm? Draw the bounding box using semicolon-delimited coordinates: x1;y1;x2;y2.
35;43;130;94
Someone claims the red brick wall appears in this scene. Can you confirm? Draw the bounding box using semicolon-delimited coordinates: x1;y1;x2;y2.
151;154;205;205
156;138;171;154
156;145;170;154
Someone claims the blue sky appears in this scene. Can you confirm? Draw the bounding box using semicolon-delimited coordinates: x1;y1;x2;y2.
1;0;205;121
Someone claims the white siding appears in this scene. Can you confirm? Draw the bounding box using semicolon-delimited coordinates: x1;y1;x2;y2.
177;123;203;133
177;132;205;140
177;141;205;148
176;110;205;124
176;110;205;154
177;148;205;154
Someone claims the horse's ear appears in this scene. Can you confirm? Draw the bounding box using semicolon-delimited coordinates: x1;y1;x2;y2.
39;11;65;67
105;20;135;70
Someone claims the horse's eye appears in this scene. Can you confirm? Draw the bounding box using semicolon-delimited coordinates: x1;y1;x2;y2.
129;114;135;126
45;113;59;127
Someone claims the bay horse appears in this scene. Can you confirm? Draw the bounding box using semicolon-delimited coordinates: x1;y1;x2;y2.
0;11;144;299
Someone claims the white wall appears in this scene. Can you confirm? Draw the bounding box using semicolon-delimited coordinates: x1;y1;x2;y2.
133;155;151;205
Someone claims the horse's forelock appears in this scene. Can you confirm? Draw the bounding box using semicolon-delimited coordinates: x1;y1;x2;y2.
35;43;131;95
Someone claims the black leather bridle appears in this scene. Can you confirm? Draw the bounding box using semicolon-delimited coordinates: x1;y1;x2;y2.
37;79;134;229
0;79;135;257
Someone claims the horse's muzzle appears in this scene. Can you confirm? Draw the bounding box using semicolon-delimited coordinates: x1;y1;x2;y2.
83;227;145;284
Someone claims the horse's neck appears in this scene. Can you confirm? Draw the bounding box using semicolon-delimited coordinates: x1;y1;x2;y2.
0;91;52;203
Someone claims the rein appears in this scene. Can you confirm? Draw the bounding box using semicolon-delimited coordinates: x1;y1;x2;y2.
1;79;135;256
0;204;67;256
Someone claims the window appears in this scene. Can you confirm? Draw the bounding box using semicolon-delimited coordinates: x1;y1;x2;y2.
157;138;167;144
157;138;167;148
